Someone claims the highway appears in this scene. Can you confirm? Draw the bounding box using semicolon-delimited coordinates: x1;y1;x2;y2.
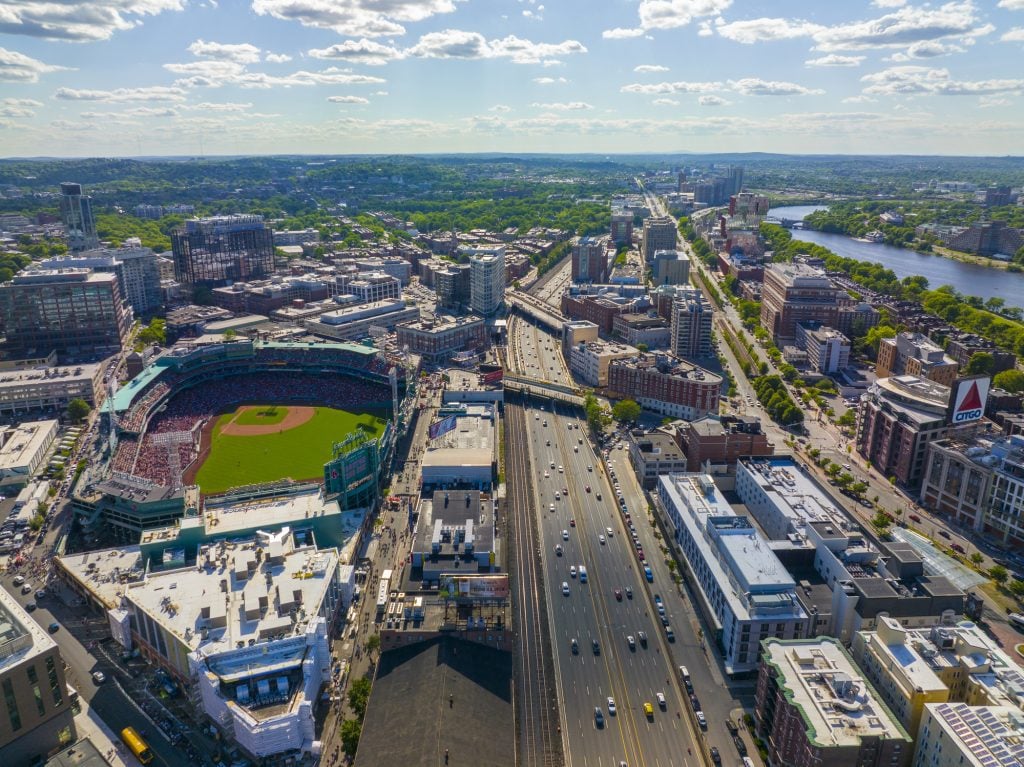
509;305;705;767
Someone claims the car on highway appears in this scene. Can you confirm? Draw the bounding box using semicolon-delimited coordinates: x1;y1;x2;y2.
558;465;564;473
656;692;666;709
644;565;653;582
643;702;654;718
592;639;600;654
569;518;575;527
636;548;644;561
569;565;577;578
598;535;605;545
614;588;622;601
734;736;748;757
562;529;569;540
554;492;560;500
606;527;613;537
627;635;636;650
657;603;666;616
661;614;670;627
696;711;707;729
585;485;591;493
690;694;701;711
594;708;604;728
625;587;632;599
607;697;616;716
562;582;570;596
554;544;563;556
665;626;675;642
709;747;721;765
587;465;593;471
571;638;578;654
92;671;105;684
638;631;647;647
544;471;549;478
21;583;32;595
596;492;602;500
549;503;555;512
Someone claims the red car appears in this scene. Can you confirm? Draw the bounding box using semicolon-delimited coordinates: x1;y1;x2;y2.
569;518;576;527
614;589;622;601
909;514;921;523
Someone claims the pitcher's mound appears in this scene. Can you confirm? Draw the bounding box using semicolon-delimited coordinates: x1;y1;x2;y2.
220;405;316;436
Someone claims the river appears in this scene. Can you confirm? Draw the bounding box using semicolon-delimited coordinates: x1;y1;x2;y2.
768;205;1023;305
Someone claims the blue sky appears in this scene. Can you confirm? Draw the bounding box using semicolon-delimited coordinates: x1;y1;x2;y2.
1;0;1023;156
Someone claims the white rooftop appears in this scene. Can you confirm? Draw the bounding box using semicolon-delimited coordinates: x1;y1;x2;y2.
762;638;909;747
925;703;1024;767
0;419;56;469
740;456;851;535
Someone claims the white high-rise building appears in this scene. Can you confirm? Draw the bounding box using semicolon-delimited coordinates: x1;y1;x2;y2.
670;287;713;360
469;247;505;317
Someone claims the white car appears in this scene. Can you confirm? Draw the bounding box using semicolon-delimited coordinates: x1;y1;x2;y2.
607;697;617;716
554;544;563;556
598;535;606;545
570;565;577;578
558;465;564;473
656;692;666;709
562;582;570;596
549;503;556;512
606;527;614;537
562;529;569;540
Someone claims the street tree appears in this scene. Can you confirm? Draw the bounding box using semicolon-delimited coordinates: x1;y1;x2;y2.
340;719;362;759
870;512;892;536
66;398;90;424
989;565;1009;585
1009;579;1024;598
348;677;372;720
970;552;984;566
612;399;642;424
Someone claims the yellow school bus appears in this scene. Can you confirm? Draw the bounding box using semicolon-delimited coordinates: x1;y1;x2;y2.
120;726;154;764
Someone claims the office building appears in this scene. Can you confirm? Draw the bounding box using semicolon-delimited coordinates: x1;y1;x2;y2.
670;287;714;360
796;323;850;374
610;210;633;245
434;264;471;309
171;215;275;286
59;182;98;252
651;249;690;286
851;617;1024;737
339;271;401;304
761;263;853;343
305;299;419;342
656;474;807;674
561;292;636;335
411;490;497;580
353;256;413;286
37;244;163;316
0;587;76;764
913;704;1024;767
606;353;721;421
469;248;505;316
856;376;956;488
611;313;671;349
396;314;487;365
0;269;131;357
677;415;773;474
755;638;912;767
568;340;637;387
920;434;1024;548
0;361;104;417
571;236;608;283
640;217;677;262
627;430;687;489
737;457;965;642
0;419;58;488
561;320;599;351
877;333;959;388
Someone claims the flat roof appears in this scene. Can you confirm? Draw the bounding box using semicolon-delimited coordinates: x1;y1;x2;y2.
0;581;58;673
762;638;910;747
0;363;100;390
924;704;1024;767
739;456;853;538
0;419;56;468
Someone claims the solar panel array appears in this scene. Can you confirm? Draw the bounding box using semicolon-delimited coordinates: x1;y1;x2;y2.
935;703;1024;767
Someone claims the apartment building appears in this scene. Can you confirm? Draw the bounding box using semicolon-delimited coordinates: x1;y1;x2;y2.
761;263;853;343
913;704;1024;767
877;333;959;388
396;314;487;365
670;287;714;360
640;216;677;261
796;322;850;375
568;340;637;387
677;415;773;473
571;236;609;283
606;353;721;420
469;249;505;316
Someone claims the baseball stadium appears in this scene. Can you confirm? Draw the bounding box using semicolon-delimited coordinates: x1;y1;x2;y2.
99;339;410;506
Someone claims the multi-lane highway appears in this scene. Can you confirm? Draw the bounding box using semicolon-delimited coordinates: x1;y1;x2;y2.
508;304;707;767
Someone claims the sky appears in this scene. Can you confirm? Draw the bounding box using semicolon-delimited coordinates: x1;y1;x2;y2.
1;0;1024;157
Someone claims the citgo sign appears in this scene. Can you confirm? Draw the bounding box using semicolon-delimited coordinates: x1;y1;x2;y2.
949;377;990;425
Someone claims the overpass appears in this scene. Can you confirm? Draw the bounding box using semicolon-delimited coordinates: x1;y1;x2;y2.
506;292;567;333
504;373;585;407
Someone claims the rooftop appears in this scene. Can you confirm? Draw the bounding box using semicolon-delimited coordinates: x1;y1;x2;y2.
609;353;722;384
0;419;56;468
925;703;1024;767
0;362;101;390
761;637;910;748
739;456;854;539
399;314;485;333
870;374;951;421
0;582;58;673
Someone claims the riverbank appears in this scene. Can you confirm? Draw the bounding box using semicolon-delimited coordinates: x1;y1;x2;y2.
931;244;1016;271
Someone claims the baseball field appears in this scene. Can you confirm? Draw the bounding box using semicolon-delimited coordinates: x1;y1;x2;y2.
191;404;387;494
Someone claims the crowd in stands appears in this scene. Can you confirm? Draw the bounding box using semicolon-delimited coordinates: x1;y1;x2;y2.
116;371;390;486
121;382;172;433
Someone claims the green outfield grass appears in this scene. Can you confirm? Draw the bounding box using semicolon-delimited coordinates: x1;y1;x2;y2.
195;406;387;494
233;406;288;426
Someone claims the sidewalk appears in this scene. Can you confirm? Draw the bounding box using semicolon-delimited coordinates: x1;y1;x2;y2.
72;695;135;767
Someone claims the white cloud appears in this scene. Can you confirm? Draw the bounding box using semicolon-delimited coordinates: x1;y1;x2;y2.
637;0;733;31
0;105;34;118
265;53;292;63
872;0;906;6
165;58;387;89
188;101;253;111
602;27;644;39
888;40;965;60
634;64;669;73
123;106;178;117
250;0;463;38
1001;27;1024;42
327;95;370;103
54;85;187;102
188;40;261;64
407;30;587;63
728;78;824;96
861;65;1024;96
531;101;592;110
489;104;512;112
533;76;567;84
978;96;1010;107
813;2;987;52
716;18;822;44
0;48;68;82
0;0;185;43
998;0;1024;8
2;97;42;107
652;98;679;106
309;39;405;66
620;80;721;94
806;54;865;67
699;94;730;106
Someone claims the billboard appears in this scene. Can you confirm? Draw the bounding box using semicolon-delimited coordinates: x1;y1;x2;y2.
428;414;458;440
481;369;504;385
948;376;991;425
440;574;510;600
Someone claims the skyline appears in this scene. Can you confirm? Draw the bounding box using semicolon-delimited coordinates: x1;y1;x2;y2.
1;1;1023;157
